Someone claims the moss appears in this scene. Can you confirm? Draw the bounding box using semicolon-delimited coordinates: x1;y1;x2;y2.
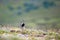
55;34;60;40
45;36;51;40
0;30;8;34
11;37;20;40
48;32;56;36
31;37;37;40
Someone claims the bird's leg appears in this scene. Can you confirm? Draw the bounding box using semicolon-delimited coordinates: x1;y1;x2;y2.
21;27;25;34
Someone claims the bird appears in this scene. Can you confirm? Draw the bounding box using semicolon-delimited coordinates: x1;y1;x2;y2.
20;22;25;33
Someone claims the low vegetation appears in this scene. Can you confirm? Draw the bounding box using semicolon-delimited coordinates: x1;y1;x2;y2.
0;27;60;40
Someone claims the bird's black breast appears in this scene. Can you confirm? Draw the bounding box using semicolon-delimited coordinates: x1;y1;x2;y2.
21;23;25;27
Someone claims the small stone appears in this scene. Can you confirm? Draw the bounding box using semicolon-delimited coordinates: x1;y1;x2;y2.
10;30;15;32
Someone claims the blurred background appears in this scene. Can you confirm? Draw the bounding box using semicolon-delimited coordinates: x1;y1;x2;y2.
0;0;60;31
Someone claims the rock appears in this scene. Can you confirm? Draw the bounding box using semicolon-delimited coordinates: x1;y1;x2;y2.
43;33;47;35
10;30;15;32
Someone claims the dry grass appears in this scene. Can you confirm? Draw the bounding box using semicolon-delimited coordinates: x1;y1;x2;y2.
0;27;60;40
